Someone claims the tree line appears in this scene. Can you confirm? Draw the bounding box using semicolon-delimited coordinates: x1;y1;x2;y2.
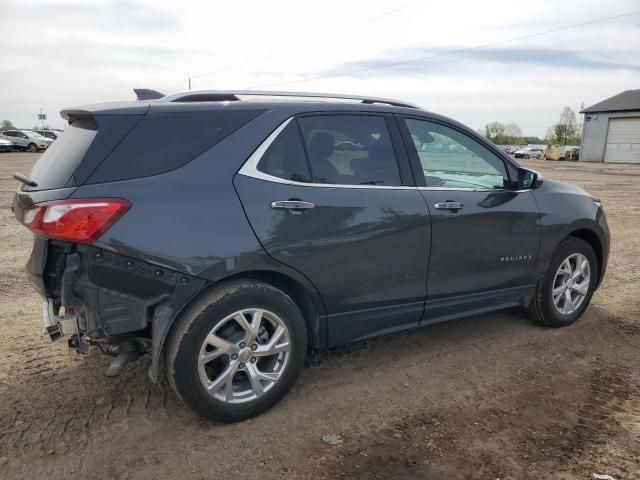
4;106;583;146
482;107;581;146
2;119;54;130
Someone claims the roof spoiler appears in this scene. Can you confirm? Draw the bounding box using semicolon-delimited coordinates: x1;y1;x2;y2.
133;88;165;101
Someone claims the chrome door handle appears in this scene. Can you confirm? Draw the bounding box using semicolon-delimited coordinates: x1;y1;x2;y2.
270;200;315;210
434;201;464;211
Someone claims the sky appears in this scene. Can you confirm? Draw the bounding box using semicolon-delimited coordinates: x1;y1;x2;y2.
1;0;639;136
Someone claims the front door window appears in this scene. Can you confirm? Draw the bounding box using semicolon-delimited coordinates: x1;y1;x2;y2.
405;119;509;190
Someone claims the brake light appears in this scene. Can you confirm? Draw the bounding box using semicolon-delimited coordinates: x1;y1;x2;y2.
21;198;131;244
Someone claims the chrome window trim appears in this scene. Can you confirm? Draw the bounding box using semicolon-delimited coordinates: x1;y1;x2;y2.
237;117;534;193
237;117;415;190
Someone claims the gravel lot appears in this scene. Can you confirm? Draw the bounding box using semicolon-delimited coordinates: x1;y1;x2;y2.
0;152;638;480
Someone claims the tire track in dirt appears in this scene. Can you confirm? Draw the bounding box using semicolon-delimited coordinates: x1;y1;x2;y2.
286;314;639;480
1;154;639;480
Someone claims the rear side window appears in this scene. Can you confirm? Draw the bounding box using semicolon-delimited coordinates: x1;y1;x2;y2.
257;122;311;182
27;118;98;190
298;115;401;186
88;109;263;183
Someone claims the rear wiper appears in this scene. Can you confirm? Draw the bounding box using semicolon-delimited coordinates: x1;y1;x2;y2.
13;172;38;187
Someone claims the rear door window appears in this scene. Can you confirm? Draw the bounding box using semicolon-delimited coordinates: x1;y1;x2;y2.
297;115;402;186
256;121;311;182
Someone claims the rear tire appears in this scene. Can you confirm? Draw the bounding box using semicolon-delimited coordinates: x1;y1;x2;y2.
166;279;307;422
27;143;38;153
528;237;597;327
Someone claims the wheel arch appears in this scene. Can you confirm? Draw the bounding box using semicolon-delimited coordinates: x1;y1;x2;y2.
223;269;326;351
568;228;604;288
153;268;326;383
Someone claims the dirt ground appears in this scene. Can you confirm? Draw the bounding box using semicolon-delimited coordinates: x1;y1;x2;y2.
0;152;638;480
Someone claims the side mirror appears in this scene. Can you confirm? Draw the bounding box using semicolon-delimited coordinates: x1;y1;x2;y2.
518;168;543;190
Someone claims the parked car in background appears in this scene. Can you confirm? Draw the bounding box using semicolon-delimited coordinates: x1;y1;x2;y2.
542;145;579;161
34;130;61;141
0;138;14;152
566;147;580;161
12;90;609;422
514;147;542;159
0;130;53;152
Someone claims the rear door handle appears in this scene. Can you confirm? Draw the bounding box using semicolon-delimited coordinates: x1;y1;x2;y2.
434;201;464;211
270;200;315;210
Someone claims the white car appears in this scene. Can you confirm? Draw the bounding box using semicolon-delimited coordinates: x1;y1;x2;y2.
514;147;542;159
0;130;53;152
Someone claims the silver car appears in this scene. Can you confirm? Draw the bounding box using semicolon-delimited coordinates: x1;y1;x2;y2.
0;138;13;152
514;147;542;159
0;130;52;152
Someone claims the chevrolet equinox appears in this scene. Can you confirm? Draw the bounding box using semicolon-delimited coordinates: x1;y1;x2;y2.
12;90;609;422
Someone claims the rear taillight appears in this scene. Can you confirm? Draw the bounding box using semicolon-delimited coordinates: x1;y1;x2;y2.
22;198;131;244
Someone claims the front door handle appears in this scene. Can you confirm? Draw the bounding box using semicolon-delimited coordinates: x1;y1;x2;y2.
434;201;464;211
270;200;315;210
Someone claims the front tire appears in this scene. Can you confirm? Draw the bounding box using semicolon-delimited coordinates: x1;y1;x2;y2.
528;237;597;327
166;279;307;422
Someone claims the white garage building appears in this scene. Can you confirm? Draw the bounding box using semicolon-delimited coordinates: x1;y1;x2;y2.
580;89;640;163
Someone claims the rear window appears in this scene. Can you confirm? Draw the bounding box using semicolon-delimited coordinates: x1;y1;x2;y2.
88;109;264;183
27;118;97;190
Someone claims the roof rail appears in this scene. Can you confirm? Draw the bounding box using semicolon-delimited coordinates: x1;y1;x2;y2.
156;90;420;109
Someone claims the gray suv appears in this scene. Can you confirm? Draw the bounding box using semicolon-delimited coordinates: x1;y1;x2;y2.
12;90;609;422
1;129;53;152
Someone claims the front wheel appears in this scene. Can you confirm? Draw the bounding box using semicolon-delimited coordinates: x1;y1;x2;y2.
528;237;597;327
166;279;307;422
27;143;38;153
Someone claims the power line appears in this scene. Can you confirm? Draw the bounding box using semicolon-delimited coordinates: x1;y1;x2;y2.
176;0;425;88
245;10;640;89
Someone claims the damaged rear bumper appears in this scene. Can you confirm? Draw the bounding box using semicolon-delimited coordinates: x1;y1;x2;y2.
28;238;208;381
42;298;78;341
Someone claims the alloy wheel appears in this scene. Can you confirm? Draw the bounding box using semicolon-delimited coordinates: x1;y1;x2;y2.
552;253;591;315
197;308;291;404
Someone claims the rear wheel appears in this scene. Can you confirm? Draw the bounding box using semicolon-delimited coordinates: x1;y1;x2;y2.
27;143;38;153
528;237;597;327
166;279;307;422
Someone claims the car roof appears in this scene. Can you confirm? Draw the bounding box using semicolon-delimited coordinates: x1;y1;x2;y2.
157;90;421;108
61;90;427;119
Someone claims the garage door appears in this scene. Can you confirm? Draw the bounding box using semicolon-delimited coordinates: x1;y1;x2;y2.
604;117;640;163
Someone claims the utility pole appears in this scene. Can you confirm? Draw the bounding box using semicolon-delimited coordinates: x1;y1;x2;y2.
38;108;46;129
188;78;191;90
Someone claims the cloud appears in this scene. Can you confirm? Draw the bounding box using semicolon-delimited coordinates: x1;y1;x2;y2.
3;0;181;34
1;0;639;135
257;46;640;81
